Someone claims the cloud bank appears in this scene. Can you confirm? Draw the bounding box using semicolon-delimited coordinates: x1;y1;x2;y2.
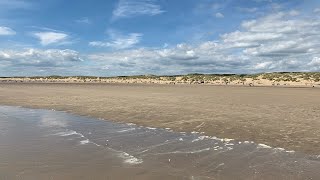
1;7;320;76
85;11;320;75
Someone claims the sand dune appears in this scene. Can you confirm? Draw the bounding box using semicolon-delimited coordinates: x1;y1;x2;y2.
1;73;320;88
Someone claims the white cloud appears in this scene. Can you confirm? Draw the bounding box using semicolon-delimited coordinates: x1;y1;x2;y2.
218;10;320;71
0;48;83;67
314;8;320;13
112;0;164;20
157;43;199;60
75;17;91;24
308;57;320;66
89;30;142;49
86;10;320;74
0;26;16;35
289;10;299;16
222;11;320;58
254;61;272;70
3;9;320;76
215;12;224;18
32;32;69;46
88;41;248;75
222;31;281;43
239;12;305;34
0;51;11;59
237;7;258;13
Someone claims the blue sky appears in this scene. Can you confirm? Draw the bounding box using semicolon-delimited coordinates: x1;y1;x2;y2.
1;0;320;76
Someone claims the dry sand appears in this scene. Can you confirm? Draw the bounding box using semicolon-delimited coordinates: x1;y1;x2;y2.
0;83;319;154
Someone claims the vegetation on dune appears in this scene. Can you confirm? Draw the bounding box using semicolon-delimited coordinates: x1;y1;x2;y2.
1;72;320;83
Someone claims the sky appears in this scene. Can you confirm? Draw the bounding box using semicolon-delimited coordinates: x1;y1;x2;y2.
0;0;320;76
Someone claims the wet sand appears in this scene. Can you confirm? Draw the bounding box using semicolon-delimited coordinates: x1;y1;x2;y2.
1;106;320;179
0;83;319;154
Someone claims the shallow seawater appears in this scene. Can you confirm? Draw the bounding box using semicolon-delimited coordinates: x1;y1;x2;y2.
0;106;319;180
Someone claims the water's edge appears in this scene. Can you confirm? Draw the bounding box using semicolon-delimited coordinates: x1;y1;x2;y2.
1;105;320;179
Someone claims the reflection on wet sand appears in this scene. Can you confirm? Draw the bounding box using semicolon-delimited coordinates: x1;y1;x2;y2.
0;106;319;179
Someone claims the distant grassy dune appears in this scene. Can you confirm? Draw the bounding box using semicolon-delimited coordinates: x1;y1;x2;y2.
1;72;320;87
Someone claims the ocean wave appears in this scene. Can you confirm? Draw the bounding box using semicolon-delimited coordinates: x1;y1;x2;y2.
53;130;84;138
118;152;143;165
80;139;90;145
117;127;136;133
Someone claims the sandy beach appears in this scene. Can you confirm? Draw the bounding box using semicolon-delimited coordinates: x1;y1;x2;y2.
0;83;319;154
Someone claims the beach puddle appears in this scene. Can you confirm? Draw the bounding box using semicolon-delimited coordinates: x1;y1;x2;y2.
0;106;319;179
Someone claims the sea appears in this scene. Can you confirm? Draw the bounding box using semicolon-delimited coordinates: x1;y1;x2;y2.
0;106;319;179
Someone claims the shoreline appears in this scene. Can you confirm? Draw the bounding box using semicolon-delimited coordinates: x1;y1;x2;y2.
1;83;319;155
2;105;319;179
1;104;316;156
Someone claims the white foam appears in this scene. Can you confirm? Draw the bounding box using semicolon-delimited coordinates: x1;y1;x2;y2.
274;147;285;151
54;130;84;137
169;131;299;154
226;146;234;150
117;127;136;133
118;152;143;165
286;150;295;153
146;127;157;130
189;148;211;154
225;143;234;146
93;142;101;147
126;123;136;126
191;135;211;142
215;163;225;169
153;148;211;155
80;139;101;147
191;138;200;142
80;139;90;145
223;138;234;143
198;135;210;140
210;136;218;140
139;149;149;153
213;146;220;150
257;143;272;149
